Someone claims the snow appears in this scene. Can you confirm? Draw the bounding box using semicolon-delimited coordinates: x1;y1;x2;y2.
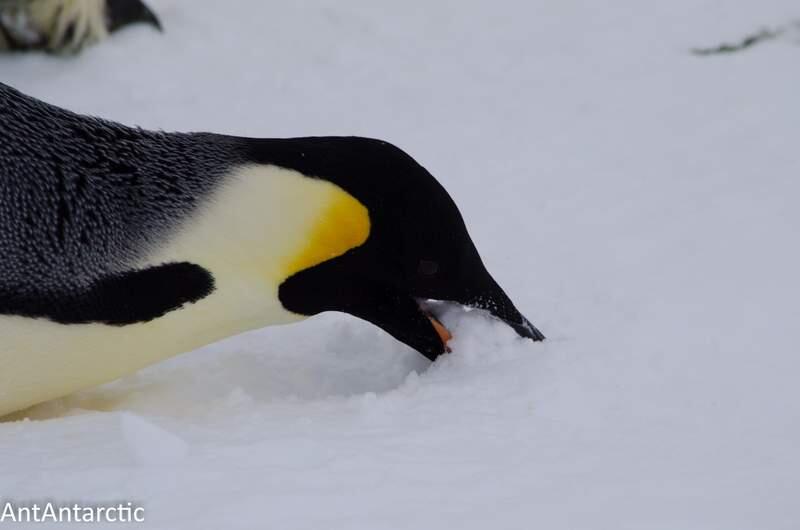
1;0;800;528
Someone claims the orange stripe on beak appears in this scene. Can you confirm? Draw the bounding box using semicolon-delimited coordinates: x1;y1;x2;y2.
426;314;452;353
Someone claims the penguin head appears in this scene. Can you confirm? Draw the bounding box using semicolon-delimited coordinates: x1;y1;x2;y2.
106;0;162;33
255;137;544;360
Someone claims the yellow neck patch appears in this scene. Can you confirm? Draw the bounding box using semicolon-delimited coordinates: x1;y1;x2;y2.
282;185;370;278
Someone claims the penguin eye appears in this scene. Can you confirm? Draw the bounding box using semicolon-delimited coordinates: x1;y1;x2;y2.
417;259;439;276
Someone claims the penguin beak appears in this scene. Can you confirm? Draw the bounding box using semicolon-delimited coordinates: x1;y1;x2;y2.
376;270;547;359
278;251;543;361
417;276;545;350
381;281;544;360
106;0;163;33
459;282;546;342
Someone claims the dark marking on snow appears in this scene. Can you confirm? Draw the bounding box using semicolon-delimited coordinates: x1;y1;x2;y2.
690;23;795;56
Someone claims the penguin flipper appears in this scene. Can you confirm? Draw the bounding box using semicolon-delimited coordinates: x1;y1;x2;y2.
0;262;215;326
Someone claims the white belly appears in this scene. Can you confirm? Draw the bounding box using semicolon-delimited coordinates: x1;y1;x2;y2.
0;283;296;417
0;164;368;416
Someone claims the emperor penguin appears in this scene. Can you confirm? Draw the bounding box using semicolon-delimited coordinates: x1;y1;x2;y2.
0;0;160;54
0;82;544;417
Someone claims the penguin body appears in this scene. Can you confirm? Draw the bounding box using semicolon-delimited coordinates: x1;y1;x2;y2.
0;83;369;415
0;166;368;415
0;83;542;417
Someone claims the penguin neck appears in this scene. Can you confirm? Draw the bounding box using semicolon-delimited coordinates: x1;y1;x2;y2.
139;161;369;338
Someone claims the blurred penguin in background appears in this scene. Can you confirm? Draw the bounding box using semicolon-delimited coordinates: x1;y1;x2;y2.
0;0;160;54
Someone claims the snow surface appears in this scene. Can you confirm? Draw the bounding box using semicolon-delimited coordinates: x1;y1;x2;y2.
2;1;800;528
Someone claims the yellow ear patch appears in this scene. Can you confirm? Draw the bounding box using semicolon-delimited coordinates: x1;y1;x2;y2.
283;186;370;278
